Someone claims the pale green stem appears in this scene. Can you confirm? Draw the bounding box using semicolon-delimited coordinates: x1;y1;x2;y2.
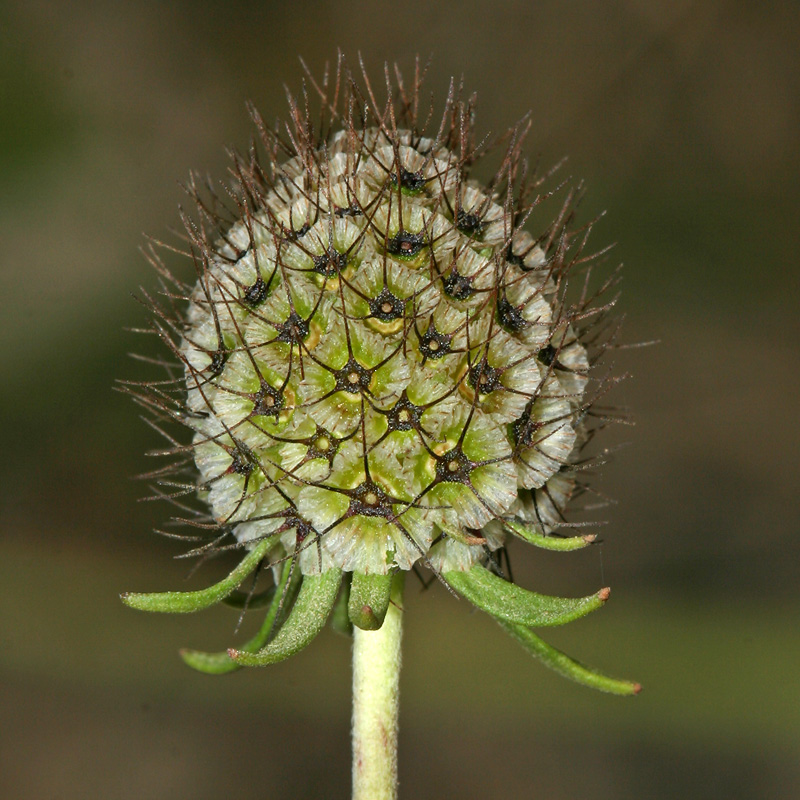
351;572;404;800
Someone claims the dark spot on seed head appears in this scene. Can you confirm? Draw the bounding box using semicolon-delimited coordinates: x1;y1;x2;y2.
418;324;452;360
346;480;393;518
335;204;362;218
511;406;544;448
251;383;285;419
385;393;423;432
243;277;269;307
281;511;314;542
391;167;427;194
312;247;347;277
435;448;472;483
468;360;501;394
369;288;405;322
333;358;372;394
387;230;426;259
229;442;258;476
275;311;310;344
305;427;341;464
442;268;474;301
456;209;484;237
229;244;251;264
284;222;311;241
537;344;557;366
497;296;529;333
207;347;229;377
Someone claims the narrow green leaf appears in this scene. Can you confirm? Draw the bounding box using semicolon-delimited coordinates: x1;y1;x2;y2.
503;519;596;551
444;564;608;627
230;569;342;666
497;619;641;695
330;573;353;638
120;539;273;613
221;587;275;610
180;559;300;675
348;571;394;630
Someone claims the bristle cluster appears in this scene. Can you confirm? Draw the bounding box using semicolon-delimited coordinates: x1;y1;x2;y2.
131;57;622;579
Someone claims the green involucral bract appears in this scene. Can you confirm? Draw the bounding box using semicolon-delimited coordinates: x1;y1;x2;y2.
123;62;637;693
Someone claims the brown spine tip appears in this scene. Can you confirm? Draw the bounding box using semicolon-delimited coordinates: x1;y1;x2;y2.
632;683;643;695
597;587;611;602
227;648;240;659
582;534;598;544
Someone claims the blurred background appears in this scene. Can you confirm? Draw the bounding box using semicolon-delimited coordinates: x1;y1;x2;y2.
2;1;799;798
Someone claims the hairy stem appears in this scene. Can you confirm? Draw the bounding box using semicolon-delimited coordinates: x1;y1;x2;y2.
351;572;405;800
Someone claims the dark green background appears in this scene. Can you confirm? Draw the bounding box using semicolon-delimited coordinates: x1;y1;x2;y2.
2;1;798;798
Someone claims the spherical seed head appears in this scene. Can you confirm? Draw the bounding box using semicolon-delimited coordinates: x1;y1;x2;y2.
137;58;621;579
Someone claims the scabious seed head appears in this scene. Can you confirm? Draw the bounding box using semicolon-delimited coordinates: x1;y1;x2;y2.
124;58;637;693
180;117;580;574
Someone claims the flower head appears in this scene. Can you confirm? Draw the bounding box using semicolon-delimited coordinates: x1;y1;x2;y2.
122;56;638;694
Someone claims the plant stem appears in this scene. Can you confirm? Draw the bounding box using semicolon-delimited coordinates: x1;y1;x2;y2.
351;572;404;800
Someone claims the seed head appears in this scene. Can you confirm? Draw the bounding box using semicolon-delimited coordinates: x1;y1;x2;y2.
121;56;638;694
